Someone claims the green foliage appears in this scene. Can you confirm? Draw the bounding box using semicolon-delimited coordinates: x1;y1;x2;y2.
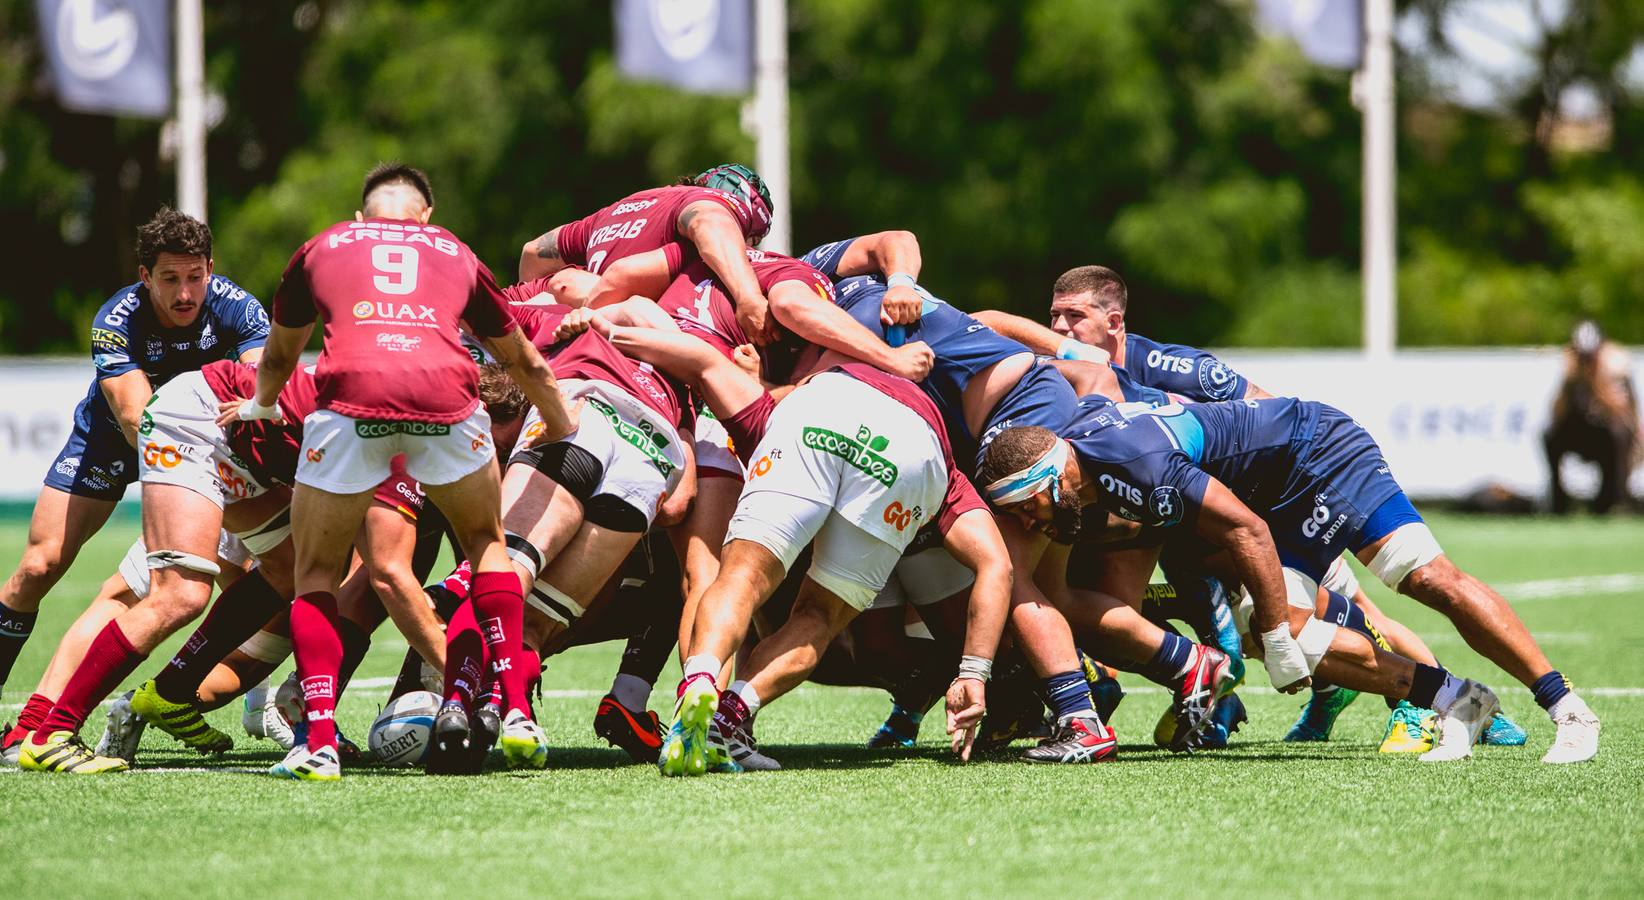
1;0;1641;352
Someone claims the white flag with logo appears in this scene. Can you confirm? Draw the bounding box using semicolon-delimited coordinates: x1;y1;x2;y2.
36;0;171;118
614;0;752;95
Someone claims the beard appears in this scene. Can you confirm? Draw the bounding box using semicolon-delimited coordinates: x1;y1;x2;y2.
1044;489;1084;542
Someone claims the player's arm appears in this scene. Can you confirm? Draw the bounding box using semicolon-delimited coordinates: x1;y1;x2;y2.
677;201;772;344
248;321;309;412
942;509;1011;664
595;296;683;331
822;231;924;325
484;327;576;444
590;318;764;420
100;370;153;448
970;309;1110;363
1047;359;1125;404
767;280;933;382
654;431;697;528
584;249;679;309
519;225;569;282
1193;477;1310;692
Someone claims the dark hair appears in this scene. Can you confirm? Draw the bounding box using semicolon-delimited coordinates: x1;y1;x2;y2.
135;207;212;270
478;363;529;422
1052;265;1127;313
974;425;1059;490
361;162;434;209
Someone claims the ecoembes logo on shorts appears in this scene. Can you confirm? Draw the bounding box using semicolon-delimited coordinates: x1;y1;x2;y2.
802;425;898;486
586;397;675;477
355;420;452;438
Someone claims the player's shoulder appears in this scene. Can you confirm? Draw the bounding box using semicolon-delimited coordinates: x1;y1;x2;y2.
205;274;256;306
94;282;146;325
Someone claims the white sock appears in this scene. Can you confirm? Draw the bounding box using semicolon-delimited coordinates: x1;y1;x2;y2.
1431;674;1465;714
610;673;651;712
1548;692;1590;721
730;679;761;716
683;654;722;683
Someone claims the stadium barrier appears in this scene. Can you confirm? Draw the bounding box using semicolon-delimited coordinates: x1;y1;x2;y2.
1;350;1639;503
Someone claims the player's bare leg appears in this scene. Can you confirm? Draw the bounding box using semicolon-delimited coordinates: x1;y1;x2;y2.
358;503;445;670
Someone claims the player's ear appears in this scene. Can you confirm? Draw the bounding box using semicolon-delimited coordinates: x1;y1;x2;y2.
419;206;434;225
354;210;364;222
137;265;153;288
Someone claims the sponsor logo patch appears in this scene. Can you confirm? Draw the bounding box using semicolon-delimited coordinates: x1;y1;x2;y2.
355;420;451;438
801;425;898;487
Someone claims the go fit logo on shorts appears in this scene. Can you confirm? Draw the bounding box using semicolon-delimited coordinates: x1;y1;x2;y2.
882;500;923;531
142;442;184;468
801;424;898;486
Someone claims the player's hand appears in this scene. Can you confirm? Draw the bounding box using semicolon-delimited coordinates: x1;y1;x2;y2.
732;343;762;379
880;283;923;326
887;341;935;382
736;297;776;347
1259;625;1312;694
215;399;282;428
552;307;594;342
946;677;986;762
528;398;584;447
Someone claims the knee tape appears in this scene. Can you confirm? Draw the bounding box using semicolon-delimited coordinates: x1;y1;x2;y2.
146;549;222;577
1322;556;1361;598
237;629;293;665
526;578;584;627
1365;523;1443;589
1296;617;1339;673
504;531;546;578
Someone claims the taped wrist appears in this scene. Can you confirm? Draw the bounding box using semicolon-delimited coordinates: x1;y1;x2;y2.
886;272;917;291
1056;337;1105;363
240;399;280;421
1260;625;1310;687
1295;617;1339;672
955;655;992;683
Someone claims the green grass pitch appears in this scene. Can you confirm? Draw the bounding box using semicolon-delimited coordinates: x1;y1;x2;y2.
5;510;1643;897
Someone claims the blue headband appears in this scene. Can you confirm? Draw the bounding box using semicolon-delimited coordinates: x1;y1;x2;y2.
985;439;1067;506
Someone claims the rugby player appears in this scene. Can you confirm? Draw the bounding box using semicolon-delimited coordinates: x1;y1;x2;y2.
234;163;576;782
519;164;776;342
423;300;695;773
0;210;267;703
796;235;1240;760
587;320;1009;773
979;394;1596;762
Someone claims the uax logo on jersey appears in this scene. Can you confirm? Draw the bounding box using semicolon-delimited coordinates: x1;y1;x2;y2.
801;425;898;487
354;301;437;323
882;500;924;532
142;442;183;468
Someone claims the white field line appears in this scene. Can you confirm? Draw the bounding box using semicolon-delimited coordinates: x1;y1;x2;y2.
1495;572;1644;600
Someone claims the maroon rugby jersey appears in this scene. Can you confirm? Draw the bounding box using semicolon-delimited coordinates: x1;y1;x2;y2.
203;360;318;488
508;303;690;430
660;248;834;383
553;186;761;276
272;217;516;424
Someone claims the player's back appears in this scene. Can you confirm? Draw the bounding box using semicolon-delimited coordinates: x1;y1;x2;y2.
558;185;758;275
275;218;511;424
1123;333;1247;402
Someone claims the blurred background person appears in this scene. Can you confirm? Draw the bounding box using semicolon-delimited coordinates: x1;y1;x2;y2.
1544;320;1641;514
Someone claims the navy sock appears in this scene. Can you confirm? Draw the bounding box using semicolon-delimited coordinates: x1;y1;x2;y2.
1406;663;1447;709
0;602;38;687
1138;631;1194;686
1531;670;1571;711
1044;670;1095;720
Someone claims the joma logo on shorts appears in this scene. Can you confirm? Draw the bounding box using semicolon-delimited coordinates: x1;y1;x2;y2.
801;426;898;487
355;420;452;438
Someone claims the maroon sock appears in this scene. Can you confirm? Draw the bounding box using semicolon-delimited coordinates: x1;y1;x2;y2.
441;599;488;711
470;570;528;715
3;692;54;746
33;622;145;743
152;569;287;703
289;592;343;751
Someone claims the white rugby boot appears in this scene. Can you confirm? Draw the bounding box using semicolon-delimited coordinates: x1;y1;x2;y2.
1419;680;1499;762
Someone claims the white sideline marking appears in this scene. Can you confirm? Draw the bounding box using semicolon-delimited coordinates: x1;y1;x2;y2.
1496;572;1644;600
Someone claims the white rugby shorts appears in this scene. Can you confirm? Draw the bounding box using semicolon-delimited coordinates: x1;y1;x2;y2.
726;373;948;610
296;406;494;494
138;371;269;508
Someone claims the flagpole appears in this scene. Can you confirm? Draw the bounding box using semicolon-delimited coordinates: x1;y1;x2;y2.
1361;0;1395;357
175;0;206;221
753;0;790;254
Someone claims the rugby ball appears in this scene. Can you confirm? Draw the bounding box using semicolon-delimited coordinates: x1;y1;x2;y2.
368;690;440;767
